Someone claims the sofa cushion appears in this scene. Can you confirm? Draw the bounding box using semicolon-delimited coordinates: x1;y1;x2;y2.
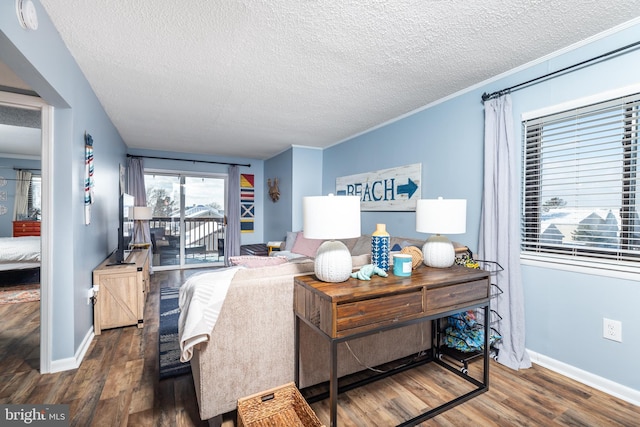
233;258;315;282
390;238;423;249
350;235;372;256
291;233;324;257
229;255;288;268
338;237;359;252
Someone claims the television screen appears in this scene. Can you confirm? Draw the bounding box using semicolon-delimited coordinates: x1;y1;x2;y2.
112;193;135;264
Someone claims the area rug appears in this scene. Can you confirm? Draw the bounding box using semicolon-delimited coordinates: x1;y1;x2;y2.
159;287;191;379
0;283;40;304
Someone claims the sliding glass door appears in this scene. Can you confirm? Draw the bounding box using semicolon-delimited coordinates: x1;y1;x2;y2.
144;171;226;269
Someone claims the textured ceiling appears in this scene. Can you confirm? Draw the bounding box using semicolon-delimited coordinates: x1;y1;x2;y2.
27;1;640;159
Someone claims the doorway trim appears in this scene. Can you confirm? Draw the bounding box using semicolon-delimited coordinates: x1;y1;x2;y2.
0;91;53;374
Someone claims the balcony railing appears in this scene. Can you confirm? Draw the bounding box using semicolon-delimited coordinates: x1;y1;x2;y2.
148;216;225;266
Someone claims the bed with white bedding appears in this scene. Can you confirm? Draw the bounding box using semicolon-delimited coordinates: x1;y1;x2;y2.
0;236;41;271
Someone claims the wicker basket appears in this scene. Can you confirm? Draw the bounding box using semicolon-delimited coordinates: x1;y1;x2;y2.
400;245;423;269
237;382;324;427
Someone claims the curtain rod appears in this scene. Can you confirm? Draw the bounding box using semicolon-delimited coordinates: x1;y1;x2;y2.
481;40;640;103
126;154;250;168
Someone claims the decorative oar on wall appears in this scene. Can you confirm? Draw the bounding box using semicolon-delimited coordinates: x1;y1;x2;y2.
84;132;94;225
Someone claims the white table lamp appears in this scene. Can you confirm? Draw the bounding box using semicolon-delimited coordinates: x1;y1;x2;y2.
303;194;361;282
132;206;153;244
416;197;466;268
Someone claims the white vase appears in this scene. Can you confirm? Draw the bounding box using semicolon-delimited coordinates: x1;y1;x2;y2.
422;234;455;268
314;240;353;282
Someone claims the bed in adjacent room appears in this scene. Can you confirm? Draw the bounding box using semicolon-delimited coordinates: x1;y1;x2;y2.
0;236;41;271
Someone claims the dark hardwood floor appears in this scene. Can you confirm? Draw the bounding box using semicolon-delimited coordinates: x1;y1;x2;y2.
0;268;637;426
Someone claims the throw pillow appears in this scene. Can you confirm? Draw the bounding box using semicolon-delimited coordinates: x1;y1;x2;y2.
284;231;300;251
229;256;288;268
291;233;324;257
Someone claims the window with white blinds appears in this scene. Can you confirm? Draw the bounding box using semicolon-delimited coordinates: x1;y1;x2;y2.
522;92;640;265
27;175;41;220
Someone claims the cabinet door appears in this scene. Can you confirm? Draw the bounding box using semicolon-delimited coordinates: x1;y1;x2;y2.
98;274;140;329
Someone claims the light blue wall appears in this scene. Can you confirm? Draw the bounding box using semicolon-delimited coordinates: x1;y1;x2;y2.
264;148;293;241
128;148;264;245
0;158;40;236
323;90;484;248
291;146;323;231
264;146;322;240
1;0;127;362
324;21;640;392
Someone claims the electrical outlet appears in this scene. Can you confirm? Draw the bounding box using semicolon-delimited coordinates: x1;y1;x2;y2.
87;289;94;305
603;318;622;342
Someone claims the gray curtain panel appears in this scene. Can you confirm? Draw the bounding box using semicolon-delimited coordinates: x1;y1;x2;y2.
127;156;153;271
478;94;531;370
225;165;241;266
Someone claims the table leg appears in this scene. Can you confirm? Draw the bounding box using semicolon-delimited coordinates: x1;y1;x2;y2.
330;339;338;427
483;304;490;387
294;316;300;386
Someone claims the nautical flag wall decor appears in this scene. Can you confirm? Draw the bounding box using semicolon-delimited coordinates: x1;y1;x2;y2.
240;173;254;233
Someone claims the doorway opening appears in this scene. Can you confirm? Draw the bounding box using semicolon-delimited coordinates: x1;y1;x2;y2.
0;91;53;374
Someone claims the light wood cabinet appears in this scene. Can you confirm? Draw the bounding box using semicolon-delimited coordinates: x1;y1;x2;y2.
13;220;41;237
92;250;150;335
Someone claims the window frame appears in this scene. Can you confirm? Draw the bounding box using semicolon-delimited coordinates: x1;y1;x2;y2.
520;86;640;274
142;168;227;270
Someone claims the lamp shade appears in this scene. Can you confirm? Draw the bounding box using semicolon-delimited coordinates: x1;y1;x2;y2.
303;194;361;282
303;195;361;239
416;197;466;268
416;197;466;234
132;206;153;220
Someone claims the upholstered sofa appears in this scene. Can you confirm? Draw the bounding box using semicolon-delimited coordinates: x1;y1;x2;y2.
187;234;430;425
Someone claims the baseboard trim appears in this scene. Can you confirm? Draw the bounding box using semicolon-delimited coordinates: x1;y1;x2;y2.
49;327;94;373
527;349;639;406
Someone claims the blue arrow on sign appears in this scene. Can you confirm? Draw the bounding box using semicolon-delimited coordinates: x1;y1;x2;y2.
397;178;418;198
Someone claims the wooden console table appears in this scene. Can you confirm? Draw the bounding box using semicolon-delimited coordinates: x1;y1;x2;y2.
293;265;491;427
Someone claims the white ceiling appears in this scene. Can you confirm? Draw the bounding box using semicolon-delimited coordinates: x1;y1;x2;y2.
0;62;41;159
0;124;40;159
9;1;640;159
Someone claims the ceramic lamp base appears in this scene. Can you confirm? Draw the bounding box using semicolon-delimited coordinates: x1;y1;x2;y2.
314;240;353;282
422;234;455;268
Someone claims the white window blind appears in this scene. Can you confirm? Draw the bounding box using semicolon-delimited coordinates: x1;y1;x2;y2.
27;175;41;219
522;92;640;264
